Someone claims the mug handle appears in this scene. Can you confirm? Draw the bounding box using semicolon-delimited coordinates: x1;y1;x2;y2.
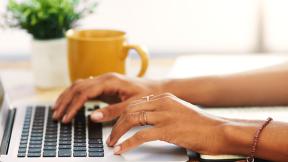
125;44;149;77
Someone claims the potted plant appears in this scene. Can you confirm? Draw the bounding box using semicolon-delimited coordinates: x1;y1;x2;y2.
5;0;97;89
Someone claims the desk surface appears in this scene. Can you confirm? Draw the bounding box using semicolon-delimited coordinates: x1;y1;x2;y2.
0;58;174;105
1;54;288;162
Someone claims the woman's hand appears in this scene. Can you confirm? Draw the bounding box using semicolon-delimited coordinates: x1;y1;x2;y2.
53;73;164;123
107;93;228;155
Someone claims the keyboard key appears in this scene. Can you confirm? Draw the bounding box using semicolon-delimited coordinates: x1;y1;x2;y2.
89;138;102;144
18;148;26;153
31;130;43;133
58;149;71;157
28;145;41;149
74;143;86;147
59;137;71;141
20;139;28;144
21;132;29;136
60;134;71;138
43;150;56;157
89;151;104;157
59;141;71;145
20;140;28;145
28;149;41;153
45;135;57;138
73;147;86;151
58;145;71;149
43;146;57;150
19;144;27;148
89;144;103;148
30;137;42;141
17;152;26;157
89;148;104;152
31;133;42;137
94;105;100;110
30;141;42;144
45;138;57;142
44;141;57;145
27;152;41;157
74;139;86;143
73;151;87;157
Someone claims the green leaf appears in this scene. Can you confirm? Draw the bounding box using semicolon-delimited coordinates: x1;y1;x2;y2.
6;0;97;39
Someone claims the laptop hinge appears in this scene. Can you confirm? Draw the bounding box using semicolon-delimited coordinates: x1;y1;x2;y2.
0;108;16;155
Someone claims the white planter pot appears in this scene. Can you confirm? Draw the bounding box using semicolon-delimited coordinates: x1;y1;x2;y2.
31;38;69;89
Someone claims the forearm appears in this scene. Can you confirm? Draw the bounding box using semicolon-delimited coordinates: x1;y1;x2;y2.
163;63;288;106
221;119;288;161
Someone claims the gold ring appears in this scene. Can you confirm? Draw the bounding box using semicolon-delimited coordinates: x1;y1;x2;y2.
143;111;148;125
139;111;148;126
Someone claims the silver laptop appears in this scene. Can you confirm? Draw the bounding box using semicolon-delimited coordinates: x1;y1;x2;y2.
0;79;188;162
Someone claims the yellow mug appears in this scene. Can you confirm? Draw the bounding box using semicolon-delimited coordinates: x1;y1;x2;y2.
66;29;149;82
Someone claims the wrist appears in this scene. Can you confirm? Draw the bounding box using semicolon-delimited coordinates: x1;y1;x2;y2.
160;77;220;106
159;79;176;93
221;120;258;156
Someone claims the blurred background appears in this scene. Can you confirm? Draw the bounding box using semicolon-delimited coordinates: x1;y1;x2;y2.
0;0;288;108
1;0;288;59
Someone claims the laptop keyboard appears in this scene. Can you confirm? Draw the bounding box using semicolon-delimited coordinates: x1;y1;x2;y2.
17;105;104;158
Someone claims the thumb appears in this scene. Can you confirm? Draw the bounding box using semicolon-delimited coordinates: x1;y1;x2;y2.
91;101;129;122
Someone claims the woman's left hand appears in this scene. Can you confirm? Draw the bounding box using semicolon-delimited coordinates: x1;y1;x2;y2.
107;93;229;155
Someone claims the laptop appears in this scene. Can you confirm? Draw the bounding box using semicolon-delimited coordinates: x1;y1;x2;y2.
0;79;188;162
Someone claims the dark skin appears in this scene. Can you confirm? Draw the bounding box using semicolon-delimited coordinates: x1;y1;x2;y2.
53;63;288;161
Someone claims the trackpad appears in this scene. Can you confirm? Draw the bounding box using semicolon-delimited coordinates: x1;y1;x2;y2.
118;126;188;161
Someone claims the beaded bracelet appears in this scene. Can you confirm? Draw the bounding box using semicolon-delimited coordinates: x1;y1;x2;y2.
246;117;273;162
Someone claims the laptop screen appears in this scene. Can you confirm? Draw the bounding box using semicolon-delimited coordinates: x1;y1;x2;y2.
0;79;9;142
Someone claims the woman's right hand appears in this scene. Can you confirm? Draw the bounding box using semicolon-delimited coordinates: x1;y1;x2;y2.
52;73;165;123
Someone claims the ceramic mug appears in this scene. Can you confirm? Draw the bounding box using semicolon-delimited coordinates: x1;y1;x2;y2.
66;29;149;82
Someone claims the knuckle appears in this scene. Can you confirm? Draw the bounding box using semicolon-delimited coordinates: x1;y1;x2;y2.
70;79;82;88
77;90;88;99
103;106;119;118
104;107;113;115
164;94;177;102
70;84;81;93
75;79;84;84
122;109;129;116
161;96;173;103
125;113;136;124
162;92;174;97
103;72;120;80
123;106;134;114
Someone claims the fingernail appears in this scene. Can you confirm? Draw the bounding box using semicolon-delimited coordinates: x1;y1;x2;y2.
106;135;111;145
62;115;67;123
113;145;121;154
52;112;58;119
92;112;103;121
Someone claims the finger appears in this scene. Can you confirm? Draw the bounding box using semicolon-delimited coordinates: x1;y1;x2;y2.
90;100;129;122
53;79;85;110
61;92;88;123
52;87;69;111
108;111;161;146
53;81;90;119
113;128;158;155
53;80;103;120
